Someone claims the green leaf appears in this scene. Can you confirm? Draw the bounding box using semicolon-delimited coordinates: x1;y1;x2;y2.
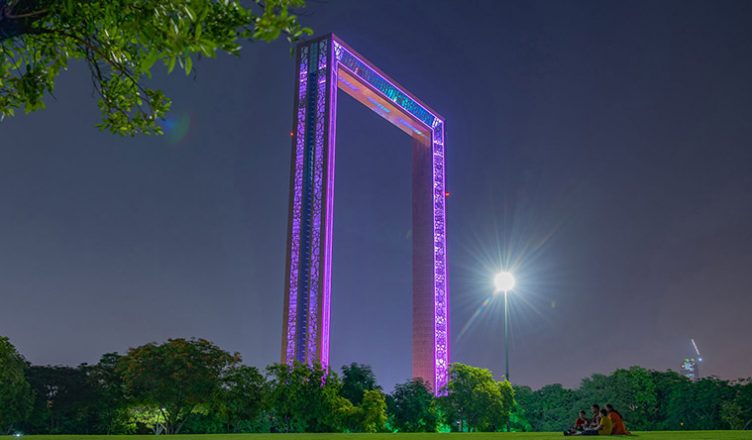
167;56;177;73
183;5;196;21
140;51;160;75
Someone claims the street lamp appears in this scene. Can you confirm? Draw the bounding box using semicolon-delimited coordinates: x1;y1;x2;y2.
494;272;515;293
494;271;516;381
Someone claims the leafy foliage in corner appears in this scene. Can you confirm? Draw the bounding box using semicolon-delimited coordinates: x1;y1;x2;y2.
0;0;311;135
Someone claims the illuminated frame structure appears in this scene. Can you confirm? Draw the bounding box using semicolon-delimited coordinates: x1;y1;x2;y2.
281;34;449;393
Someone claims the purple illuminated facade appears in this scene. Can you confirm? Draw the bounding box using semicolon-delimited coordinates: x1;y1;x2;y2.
281;34;449;394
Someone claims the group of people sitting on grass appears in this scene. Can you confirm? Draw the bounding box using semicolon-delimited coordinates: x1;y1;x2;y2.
564;403;630;436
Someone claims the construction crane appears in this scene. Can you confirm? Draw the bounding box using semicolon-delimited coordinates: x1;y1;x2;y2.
692;339;703;362
691;338;703;379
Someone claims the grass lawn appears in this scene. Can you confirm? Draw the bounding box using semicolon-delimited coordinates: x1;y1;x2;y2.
18;432;751;440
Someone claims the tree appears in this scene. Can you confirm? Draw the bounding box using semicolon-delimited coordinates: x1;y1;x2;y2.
0;0;311;135
88;353;129;434
508;399;532;432
340;363;380;406
177;365;268;434
440;363;513;432
124;405;165;434
22;357;131;435
522;384;577;432
650;369;689;429
731;379;752;430
720;400;744;430
119;338;241;434
498;379;515;430
265;362;349;433
510;385;536;432
358;389;387;433
216;365;268;432
575;373;609;412
588;366;657;430
23;364;101;434
178;406;224;434
0;336;33;433
388;378;437;432
663;376;733;430
574;368;659;430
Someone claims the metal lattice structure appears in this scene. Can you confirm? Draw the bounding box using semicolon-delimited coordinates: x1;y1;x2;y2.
281;34;449;393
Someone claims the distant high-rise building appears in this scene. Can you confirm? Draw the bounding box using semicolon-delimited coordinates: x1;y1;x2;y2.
681;357;699;380
681;339;703;381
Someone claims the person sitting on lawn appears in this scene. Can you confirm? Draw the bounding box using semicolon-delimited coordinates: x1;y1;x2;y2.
589;404;602;428
594;409;613;435
606;403;629;435
575;410;590;430
570;408;612;436
564;410;590;435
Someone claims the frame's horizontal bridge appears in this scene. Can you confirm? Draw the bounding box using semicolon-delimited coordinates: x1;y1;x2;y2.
338;68;431;145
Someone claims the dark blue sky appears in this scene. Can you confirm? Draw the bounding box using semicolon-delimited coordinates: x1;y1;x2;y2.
2;0;751;390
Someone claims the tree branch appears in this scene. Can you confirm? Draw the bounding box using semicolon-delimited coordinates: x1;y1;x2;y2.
5;8;46;19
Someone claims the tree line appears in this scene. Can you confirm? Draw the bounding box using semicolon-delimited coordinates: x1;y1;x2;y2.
514;367;752;432
1;336;750;434
0;336;512;434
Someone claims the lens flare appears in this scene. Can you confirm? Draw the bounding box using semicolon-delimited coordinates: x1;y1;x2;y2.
159;113;192;145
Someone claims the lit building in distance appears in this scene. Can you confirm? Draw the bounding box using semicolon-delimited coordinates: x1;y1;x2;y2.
681;339;703;381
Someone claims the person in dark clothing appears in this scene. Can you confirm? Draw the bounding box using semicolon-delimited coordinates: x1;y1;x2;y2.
564;410;590;436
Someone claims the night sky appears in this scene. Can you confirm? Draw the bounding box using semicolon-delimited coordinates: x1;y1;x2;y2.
2;0;751;391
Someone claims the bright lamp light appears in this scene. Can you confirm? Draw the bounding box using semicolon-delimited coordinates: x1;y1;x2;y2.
494;271;516;293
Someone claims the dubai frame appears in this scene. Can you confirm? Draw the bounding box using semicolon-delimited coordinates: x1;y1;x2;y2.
281;34;449;393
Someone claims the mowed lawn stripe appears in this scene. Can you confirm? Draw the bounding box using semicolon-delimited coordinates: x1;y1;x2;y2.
19;431;751;440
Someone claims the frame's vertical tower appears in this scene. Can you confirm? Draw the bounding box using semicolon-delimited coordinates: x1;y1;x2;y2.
281;34;449;393
281;36;337;368
412;138;437;387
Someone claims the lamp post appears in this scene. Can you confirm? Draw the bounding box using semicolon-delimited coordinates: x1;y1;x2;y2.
494;271;515;382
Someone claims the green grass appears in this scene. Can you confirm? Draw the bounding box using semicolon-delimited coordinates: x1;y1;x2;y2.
17;432;751;440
